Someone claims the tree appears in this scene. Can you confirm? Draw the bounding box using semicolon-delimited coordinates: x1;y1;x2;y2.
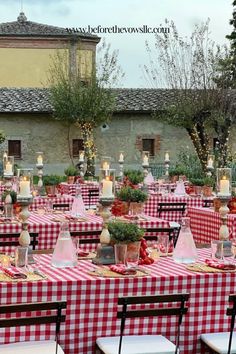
144;20;235;169
49;40;123;176
224;0;236;87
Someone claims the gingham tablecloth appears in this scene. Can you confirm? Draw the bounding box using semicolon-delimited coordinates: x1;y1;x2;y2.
189;207;236;244
0;213;168;252
60;182;99;206
29;195;74;211
144;194;207;221
0;248;235;354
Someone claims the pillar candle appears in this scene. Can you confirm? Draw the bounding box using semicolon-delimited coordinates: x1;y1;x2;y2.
79;152;84;162
5;161;13;175
102;179;113;198
37;155;43;165
219;176;230;195
143;155;149;165
165;152;170;162
119;153;124;162
19;179;31;197
207;157;213;168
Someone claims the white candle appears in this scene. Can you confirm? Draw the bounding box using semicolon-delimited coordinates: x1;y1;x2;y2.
19;179;31;197
165;152;170;162
219;176;230;195
103;162;110;170
143;155;149;166
102;178;113;198
119;153;124;162
37;155;43;165
207;157;213;168
79;152;84;162
5;161;13;175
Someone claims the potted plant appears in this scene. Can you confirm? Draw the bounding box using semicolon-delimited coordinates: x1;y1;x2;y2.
169;166;187;183
43;175;62;196
108;221;144;244
129;188;148;215
64;165;78;184
123;169;144;187
202;176;215;197
189;177;205;195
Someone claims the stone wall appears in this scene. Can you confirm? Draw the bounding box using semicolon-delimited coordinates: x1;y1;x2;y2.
0;112;196;175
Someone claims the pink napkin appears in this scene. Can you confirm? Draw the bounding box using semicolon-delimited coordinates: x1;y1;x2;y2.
77;250;89;257
109;264;137;275
205;259;236;270
144;172;154;185
3;267;27;279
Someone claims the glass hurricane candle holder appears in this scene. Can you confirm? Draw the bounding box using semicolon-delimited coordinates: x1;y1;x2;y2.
3;156;14;177
101;156;111;174
36;151;43;167
99;168;115;199
79;150;85;162
142;151;149;167
217;168;232;197
207;154;214;169
164;151;170;162
18;168;33;198
118;151;124;163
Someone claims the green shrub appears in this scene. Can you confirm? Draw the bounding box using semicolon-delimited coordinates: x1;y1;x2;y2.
124;169;144;184
43;175;62;186
108;221;144;243
64;165;78;176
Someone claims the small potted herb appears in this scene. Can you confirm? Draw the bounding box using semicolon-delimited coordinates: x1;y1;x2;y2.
108;221;144;244
64;165;78;184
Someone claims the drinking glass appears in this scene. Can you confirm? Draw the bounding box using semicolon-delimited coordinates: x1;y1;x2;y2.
126;241;141;268
211;240;224;261
15;246;28;268
158;234;169;256
114;243;127;265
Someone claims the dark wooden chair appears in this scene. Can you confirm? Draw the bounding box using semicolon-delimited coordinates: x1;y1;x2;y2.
157;202;187;218
88;189;99;209
200;294;236;354
0;232;39;250
144;226;181;247
96;293;190;354
70;230;101;245
203;199;214;208
52;203;70;210
0;300;67;354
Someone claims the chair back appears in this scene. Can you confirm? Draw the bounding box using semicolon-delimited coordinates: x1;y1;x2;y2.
144;227;181;247
52;203;70;210
0;232;38;250
226;294;236;354
0;301;67;354
202;199;213;208
157;202;187;222
117;293;189;354
88;189;99;208
70;230;101;246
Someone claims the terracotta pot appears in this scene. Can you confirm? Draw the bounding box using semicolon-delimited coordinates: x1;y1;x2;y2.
202;186;213;197
171;176;178;183
193;185;203;196
228;197;236;214
67;176;75;184
45;185;56;196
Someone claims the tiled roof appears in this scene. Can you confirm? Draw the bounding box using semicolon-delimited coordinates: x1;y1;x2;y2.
0;12;98;40
0;88;174;114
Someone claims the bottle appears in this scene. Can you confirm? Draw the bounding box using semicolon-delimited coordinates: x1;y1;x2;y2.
71;186;85;217
173;217;198;264
4;193;13;219
51;223;77;268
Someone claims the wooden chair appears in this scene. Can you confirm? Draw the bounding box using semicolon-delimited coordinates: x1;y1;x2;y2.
96;293;189;354
70;230;101;245
0;232;39;250
52;203;70;210
88;189;99;209
0;300;67;354
203;199;214;208
157;202;187;218
200;294;236;353
144;226;181;247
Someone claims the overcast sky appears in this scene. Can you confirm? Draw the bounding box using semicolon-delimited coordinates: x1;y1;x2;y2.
0;0;233;87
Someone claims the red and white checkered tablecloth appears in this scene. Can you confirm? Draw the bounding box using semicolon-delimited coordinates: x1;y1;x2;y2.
144;194;205;221
60;182;99;206
0;248;235;354
189;207;236;244
0;213;168;253
29;196;75;211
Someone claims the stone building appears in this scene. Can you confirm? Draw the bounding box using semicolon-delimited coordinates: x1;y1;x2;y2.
0;12;209;175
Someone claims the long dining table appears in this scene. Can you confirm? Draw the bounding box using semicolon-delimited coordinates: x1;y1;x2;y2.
0;212;170;252
0;248;235;354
